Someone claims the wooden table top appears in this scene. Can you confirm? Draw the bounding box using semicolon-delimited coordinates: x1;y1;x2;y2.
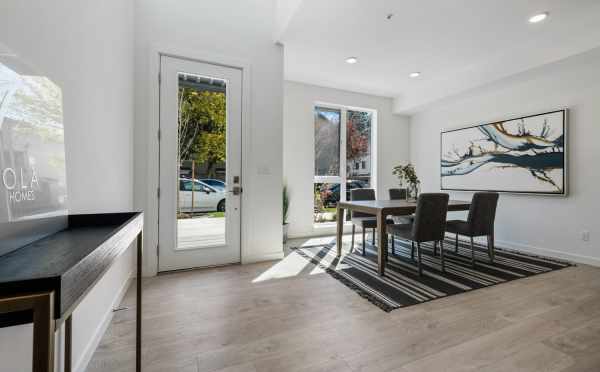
0;212;143;324
337;199;471;215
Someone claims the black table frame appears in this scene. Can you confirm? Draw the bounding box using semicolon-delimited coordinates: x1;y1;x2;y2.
0;213;143;372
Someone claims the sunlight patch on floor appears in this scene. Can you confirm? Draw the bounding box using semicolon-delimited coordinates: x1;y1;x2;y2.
252;250;316;282
296;236;337;248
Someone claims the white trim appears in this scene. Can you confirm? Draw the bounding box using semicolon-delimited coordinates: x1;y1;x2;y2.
493;238;600;267
146;45;252;276
452;235;600;267
74;274;133;372
243;251;284;264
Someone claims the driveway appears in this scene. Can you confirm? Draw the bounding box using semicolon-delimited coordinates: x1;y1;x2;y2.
177;216;225;249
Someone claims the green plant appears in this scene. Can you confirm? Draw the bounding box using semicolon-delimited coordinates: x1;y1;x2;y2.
392;164;420;188
283;185;290;225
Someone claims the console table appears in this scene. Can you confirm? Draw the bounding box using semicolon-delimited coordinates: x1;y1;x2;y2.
0;212;143;372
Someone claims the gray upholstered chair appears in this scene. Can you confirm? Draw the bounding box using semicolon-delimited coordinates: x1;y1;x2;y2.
388;188;414;225
446;192;499;267
350;188;392;256
388;188;407;201
387;193;450;275
388;188;413;252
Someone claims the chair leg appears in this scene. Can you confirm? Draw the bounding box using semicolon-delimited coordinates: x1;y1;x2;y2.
351;225;355;253
372;229;376;246
470;236;475;267
440;240;446;272
491;231;496;260
455;233;459;253
411;241;415;260
362;227;366;256
488;233;495;263
433;241;438;256
417;242;423;276
391;234;395;255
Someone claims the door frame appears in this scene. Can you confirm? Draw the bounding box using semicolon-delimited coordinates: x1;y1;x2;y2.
145;46;252;276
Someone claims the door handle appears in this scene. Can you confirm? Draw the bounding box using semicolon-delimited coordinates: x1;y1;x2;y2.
228;186;242;195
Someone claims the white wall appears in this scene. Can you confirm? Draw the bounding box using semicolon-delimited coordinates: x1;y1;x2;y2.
0;0;135;370
284;81;410;238
410;47;600;266
134;0;284;272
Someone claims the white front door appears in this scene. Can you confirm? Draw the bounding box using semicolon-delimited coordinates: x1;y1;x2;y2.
158;55;242;271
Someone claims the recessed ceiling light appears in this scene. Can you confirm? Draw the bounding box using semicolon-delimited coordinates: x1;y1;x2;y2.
529;12;548;23
345;57;358;64
409;72;421;78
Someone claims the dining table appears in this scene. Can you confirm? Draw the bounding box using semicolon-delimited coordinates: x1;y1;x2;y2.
336;199;472;276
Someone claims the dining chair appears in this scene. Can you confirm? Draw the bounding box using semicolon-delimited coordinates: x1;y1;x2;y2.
350;188;391;256
446;192;499;267
388;188;407;201
388;188;414;253
387;193;450;275
388;188;415;226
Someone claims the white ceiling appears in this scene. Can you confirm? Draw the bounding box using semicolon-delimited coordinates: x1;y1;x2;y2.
278;0;600;113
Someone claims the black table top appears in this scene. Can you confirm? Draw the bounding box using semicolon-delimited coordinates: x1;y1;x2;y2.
0;212;143;326
0;225;116;284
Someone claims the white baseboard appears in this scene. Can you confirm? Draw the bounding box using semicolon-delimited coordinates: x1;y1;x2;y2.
74;271;134;372
290;230;600;267
493;238;600;267
449;234;600;267
242;251;284;264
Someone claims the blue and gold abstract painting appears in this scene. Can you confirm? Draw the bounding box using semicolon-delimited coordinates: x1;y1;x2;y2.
441;110;567;195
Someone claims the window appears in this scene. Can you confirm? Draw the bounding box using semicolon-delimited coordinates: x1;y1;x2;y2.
180;180;212;193
314;105;374;224
180;180;193;191
314;107;340;176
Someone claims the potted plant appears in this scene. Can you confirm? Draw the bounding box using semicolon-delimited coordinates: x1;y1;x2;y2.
283;184;290;244
392;164;420;200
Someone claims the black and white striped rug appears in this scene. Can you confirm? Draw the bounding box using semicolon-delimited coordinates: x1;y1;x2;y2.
292;237;573;312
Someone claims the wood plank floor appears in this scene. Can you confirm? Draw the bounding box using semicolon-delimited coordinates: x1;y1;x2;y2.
86;236;600;372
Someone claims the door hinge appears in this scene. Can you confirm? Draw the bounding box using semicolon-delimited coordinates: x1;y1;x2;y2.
158;72;161;84
157;129;161;141
157;187;160;199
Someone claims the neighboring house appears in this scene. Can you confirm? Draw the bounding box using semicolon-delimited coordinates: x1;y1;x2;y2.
347;154;371;177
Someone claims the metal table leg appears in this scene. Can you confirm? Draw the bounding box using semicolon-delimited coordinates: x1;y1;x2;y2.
0;291;55;372
65;315;72;372
136;231;143;372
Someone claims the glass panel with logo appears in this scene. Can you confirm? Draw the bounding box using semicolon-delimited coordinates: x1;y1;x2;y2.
0;55;68;257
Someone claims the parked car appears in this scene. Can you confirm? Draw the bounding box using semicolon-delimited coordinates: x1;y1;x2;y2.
321;180;369;207
200;179;226;191
179;178;226;212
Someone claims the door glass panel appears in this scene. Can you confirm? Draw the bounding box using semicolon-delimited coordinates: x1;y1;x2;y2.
177;73;227;250
314;107;340;176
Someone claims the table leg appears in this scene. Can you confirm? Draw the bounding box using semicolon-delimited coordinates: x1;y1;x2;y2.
32;292;55;372
0;292;55;372
377;212;388;276
65;315;72;372
336;206;344;256
136;232;143;372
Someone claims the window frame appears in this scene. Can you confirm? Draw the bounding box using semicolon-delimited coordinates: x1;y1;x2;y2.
313;102;377;225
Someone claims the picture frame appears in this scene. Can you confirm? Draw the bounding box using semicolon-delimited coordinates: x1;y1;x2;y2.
440;109;568;196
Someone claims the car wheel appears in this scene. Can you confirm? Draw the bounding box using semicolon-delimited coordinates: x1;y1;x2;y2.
217;200;226;212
